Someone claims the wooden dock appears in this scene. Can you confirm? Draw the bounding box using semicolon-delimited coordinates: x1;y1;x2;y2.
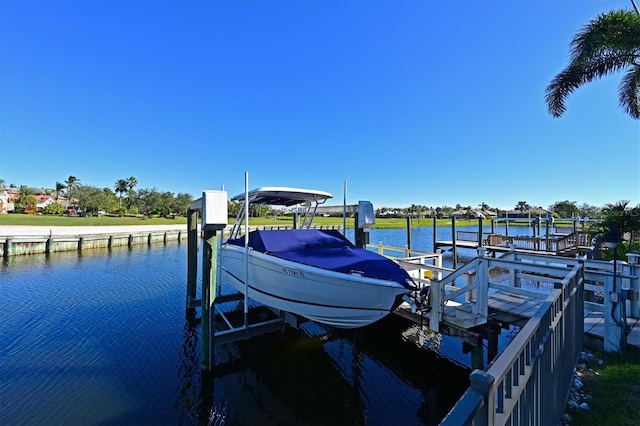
388;247;640;349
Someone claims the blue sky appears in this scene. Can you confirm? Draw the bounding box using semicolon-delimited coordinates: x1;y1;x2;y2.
1;0;638;210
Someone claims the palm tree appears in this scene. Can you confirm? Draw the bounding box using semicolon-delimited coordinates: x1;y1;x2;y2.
55;181;66;200
65;176;80;207
127;176;137;191
592;200;640;259
115;179;128;213
126;176;138;211
15;186;37;210
545;7;640;119
515;201;530;213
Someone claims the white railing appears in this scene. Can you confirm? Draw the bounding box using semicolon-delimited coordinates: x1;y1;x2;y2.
441;260;585;425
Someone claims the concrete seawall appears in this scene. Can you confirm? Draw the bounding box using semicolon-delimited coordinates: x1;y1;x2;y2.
0;225;189;257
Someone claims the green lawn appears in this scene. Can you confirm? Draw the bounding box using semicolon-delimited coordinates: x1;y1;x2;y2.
0;214;188;226
0;213;496;229
568;349;640;425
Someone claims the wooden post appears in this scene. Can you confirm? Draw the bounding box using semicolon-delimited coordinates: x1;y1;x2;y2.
201;228;218;371
544;220;549;251
406;216;412;250
4;238;12;257
452;217;457;269
46;238;52;254
78;236;84;251
478;218;483;247
487;322;500;363
432;217;437;253
464;340;485;370
471;344;484;370
354;213;368;248
186;209;198;309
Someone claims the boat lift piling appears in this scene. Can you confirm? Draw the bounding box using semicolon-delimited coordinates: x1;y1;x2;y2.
187;190;228;370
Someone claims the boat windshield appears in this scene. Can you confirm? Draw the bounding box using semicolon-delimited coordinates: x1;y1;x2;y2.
228;187;332;240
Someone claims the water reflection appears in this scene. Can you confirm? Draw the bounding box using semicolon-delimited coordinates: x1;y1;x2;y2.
2;234;483;425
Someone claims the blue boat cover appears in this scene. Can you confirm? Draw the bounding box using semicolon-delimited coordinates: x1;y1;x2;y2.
227;229;415;290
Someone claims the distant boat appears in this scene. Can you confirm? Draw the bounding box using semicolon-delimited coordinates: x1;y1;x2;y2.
220;186;418;329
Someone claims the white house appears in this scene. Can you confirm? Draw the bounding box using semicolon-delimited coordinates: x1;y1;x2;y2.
0;188;15;213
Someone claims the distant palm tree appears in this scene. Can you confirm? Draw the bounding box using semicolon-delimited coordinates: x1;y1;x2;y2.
127;176;137;191
64;176;80;208
115;179;128;213
55;181;66;200
515;201;530;213
546;7;640;119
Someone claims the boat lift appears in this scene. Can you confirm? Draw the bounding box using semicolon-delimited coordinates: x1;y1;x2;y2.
186;188;378;371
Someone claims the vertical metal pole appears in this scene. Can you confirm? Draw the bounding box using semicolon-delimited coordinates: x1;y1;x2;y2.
343;180;347;236
244;172;249;327
406;216;412;250
478;217;483;247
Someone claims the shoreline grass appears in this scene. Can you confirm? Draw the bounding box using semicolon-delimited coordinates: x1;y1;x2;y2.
568;349;640;425
0;214;535;229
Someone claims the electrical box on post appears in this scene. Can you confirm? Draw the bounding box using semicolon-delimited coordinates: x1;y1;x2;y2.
202;190;227;231
357;201;375;229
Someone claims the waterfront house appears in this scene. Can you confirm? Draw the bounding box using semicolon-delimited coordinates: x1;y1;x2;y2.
0;188;15;213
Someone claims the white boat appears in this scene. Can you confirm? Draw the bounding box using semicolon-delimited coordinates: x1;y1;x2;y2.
219;186;418;329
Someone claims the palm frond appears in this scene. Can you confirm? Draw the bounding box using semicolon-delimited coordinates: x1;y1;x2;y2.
546;8;640;119
570;9;640;64
618;65;640;118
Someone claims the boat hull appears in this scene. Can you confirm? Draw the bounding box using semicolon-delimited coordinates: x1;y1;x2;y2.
220;244;412;329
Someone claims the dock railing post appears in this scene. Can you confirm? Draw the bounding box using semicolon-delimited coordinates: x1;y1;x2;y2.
430;280;441;332
626;254;640;319
469;370;495;426
452;217;457;269
476;248;488;319
406;216;412;250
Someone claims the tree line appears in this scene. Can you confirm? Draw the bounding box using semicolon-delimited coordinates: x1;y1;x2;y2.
2;176;193;217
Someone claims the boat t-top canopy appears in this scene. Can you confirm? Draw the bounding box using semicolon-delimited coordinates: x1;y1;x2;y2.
230;187;333;207
228;186;334;238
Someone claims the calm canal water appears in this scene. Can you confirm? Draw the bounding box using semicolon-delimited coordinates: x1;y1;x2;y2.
1;226;516;425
